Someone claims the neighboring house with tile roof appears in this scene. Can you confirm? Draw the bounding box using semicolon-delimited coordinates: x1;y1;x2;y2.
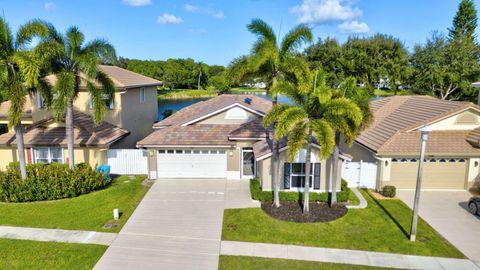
0;65;161;168
138;94;349;192
340;95;480;190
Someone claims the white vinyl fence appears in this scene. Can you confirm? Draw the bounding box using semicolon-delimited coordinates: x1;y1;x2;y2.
342;160;377;188
107;149;148;175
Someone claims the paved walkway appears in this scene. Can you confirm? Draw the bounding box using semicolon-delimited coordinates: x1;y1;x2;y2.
225;179;260;209
397;190;480;261
346;187;368;209
0;226;116;245
221;241;480;270
95;178;255;270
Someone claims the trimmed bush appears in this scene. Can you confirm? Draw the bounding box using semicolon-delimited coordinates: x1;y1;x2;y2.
250;178;351;202
382;185;396;198
0;163;109;202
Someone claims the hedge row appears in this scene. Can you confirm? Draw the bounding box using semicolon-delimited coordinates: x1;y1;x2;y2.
0;163;109;202
250;178;351;202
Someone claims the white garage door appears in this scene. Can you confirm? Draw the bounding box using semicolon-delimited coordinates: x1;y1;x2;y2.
157;149;227;178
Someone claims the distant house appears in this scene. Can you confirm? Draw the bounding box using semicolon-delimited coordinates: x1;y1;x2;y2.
0;65;161;168
341;95;480;190
137;94;349;191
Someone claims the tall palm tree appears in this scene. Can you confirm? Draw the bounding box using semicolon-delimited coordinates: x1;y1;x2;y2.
263;70;362;213
47;26;116;169
0;18;55;179
243;19;313;208
330;77;372;205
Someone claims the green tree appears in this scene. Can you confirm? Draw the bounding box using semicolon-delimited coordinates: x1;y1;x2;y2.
0;18;54;178
47;26;116;169
240;19;312;208
305;37;344;86
263;70;362;213
449;0;477;42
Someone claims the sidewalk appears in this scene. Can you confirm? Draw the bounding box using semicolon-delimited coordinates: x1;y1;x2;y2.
221;241;480;270
0;226;116;245
346;187;368;209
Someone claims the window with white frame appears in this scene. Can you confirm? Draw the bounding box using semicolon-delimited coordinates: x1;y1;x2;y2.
290;163;313;188
34;147;64;164
140;87;146;103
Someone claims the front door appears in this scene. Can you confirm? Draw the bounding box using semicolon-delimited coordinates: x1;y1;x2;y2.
241;148;255;179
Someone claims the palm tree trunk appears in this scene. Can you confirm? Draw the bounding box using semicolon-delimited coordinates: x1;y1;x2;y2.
197;69;202;90
303;131;313;213
331;132;340;206
14;124;27;179
271;92;281;208
66;97;75;170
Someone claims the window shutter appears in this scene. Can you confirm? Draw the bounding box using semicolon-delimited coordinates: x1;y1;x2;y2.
314;163;321;190
284;162;291;190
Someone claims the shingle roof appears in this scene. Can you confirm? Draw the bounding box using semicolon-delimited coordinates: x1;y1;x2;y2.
137;124;239;147
0;111;129;147
0;97;32;119
44;65;162;90
357;96;475;154
154;94;272;128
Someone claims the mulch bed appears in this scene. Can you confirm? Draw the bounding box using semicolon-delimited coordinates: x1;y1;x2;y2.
261;201;348;223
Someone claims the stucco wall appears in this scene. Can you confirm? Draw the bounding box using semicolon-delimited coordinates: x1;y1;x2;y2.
0;148;21;170
339;140;376;163
426;109;480;131
196;107;261;125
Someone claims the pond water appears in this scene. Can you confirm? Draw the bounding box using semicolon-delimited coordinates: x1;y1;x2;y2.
157;91;292;120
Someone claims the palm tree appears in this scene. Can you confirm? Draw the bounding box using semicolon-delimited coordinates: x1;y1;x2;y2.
243;19;313;208
46;26;116;169
0;18;56;179
263;70;362;213
330;77;373;205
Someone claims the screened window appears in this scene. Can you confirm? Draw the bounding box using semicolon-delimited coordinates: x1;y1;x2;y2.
140;88;146;103
290;163;313;188
34;147;63;164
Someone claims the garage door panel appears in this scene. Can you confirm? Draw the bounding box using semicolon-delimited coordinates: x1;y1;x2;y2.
157;149;227;178
389;160;466;189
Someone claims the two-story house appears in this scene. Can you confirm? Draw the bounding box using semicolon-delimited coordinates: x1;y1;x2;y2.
0;65;161;168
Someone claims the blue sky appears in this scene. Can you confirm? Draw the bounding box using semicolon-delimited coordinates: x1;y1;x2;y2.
1;0;474;65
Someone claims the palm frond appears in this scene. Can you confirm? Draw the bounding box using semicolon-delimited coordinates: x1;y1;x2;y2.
52;71;75;120
280;55;311;94
280;24;312;57
35;78;53;108
262;103;290;128
15;19;50;48
83;38;116;64
0;17;14;60
322;97;363;144
77;52;99;79
269;81;303;105
247;19;276;44
12;51;41;87
87;81;106;125
65;26;84;57
287;123;308;162
311;119;335;159
7;78;26;128
275;107;308;140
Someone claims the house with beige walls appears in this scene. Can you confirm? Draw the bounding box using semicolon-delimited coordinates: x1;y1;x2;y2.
0;65;161;169
137;94;349;191
340;95;480;190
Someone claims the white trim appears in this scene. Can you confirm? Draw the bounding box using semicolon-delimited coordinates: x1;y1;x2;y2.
137;144;233;148
255;144;321;161
181;103;265;126
406;106;480;132
33;147;64;164
228;137;265;141
241;148;255;179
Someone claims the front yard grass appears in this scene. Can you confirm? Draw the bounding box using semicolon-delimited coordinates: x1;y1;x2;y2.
222;190;464;258
158;88;217;99
219;255;399;270
0;175;149;232
0;238;106;270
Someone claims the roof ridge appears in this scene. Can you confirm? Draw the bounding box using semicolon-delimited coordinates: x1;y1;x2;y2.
99;65;162;84
368;96;410;130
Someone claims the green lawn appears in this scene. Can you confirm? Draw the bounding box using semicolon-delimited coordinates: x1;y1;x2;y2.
158;89;217;99
374;89;412;97
0;175;149;232
222;190;464;258
229;87;266;93
219;256;399;270
0;238;106;270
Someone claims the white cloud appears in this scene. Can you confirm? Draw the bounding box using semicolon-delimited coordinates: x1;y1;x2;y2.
184;3;225;19
337;20;369;34
122;0;151;6
290;0;362;24
157;13;183;24
44;2;57;11
189;28;208;34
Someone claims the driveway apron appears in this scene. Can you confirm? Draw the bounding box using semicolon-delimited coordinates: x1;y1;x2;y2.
397;190;480;261
94;178;227;270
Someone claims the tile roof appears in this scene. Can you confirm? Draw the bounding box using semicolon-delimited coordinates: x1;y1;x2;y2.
154;94;272;128
137;124;239;147
466;127;480;148
0;111;129;147
357;96;475;153
228;118;269;139
0;97;32;119
44;65;162;90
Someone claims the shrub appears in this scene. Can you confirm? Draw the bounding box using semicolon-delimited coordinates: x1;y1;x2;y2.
250;178;351;202
382;185;396;198
0;162;109;202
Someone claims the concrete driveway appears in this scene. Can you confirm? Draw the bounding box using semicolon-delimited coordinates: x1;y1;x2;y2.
94;178;228;270
397;190;480;261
